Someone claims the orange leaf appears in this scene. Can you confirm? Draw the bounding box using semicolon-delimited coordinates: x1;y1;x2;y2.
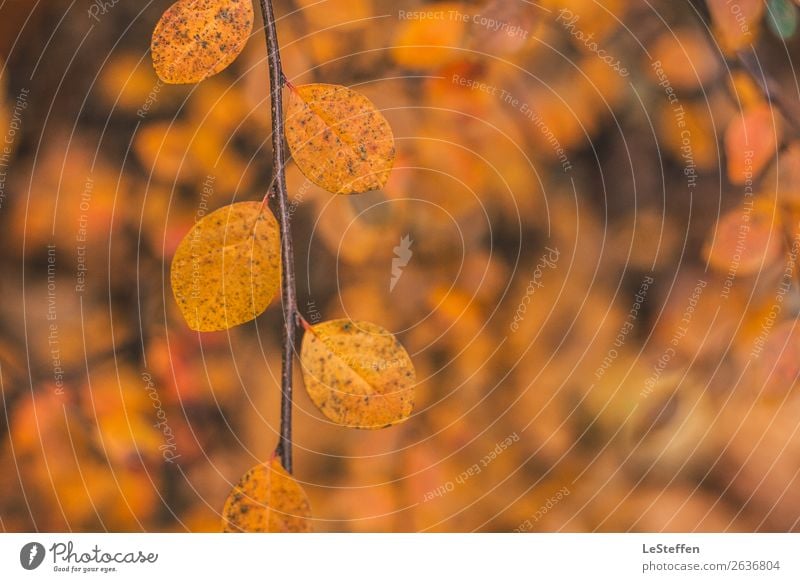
704;199;782;276
725;104;780;185
707;0;764;50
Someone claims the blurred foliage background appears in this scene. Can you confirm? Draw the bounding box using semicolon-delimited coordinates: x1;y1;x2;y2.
2;0;800;532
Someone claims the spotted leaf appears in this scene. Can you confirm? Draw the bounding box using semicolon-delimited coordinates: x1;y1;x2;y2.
151;0;254;84
222;458;313;532
284;83;396;195
300;319;415;428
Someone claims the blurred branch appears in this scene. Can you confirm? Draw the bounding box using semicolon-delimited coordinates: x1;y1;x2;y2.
688;0;800;137
735;48;800;137
258;0;297;474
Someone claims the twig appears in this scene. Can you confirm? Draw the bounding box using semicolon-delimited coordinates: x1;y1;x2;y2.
257;0;297;474
688;0;800;137
736;48;800;137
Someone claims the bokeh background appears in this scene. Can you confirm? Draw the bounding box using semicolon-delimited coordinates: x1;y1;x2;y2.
2;0;800;532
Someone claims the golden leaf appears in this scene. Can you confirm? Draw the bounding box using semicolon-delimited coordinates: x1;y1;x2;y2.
284;83;396;195
300;319;415;428
222;458;313;532
151;0;253;84
170;201;281;331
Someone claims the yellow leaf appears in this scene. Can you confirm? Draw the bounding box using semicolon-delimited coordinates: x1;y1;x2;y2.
222;458;313;532
300;319;415;428
284;83;396;194
151;0;253;84
170;201;281;331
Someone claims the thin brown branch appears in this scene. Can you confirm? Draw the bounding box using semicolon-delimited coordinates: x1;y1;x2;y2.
736;48;800;138
258;0;297;474
688;0;800;138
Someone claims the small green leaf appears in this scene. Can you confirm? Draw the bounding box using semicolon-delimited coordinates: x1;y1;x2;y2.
767;0;798;39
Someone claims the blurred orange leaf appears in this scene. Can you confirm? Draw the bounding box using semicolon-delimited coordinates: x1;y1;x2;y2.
465;0;536;56
648;28;719;90
725;104;781;185
751;321;800;397
704;198;782;275
707;0;764;50
391;2;466;69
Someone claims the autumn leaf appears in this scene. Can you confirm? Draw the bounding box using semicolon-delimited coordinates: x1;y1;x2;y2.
647;28;719;90
724;104;781;185
751;321;800;397
300;319;415;428
465;0;536;56
222;458;313;532
284;83;396;195
171;201;281;331
707;0;764;50
391;2;466;70
151;0;254;84
704;199;782;276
